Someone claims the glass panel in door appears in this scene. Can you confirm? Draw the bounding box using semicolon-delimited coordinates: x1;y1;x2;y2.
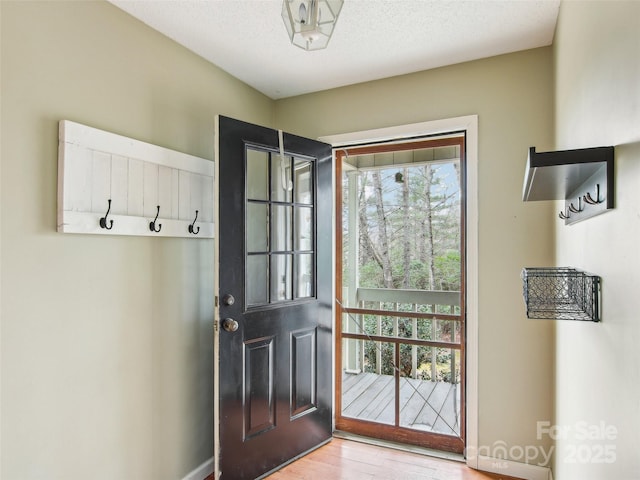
245;147;316;307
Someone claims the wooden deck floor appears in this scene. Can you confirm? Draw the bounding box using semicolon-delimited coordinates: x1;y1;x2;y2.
342;372;461;436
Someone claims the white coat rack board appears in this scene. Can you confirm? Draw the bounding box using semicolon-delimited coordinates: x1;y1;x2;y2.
58;120;214;238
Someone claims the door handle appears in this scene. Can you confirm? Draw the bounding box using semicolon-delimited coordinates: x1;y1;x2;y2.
222;318;239;333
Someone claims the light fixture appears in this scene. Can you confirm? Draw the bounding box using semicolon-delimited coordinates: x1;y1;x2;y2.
282;0;344;51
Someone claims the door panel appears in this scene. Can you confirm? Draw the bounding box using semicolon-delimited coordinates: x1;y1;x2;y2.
216;116;332;479
244;336;276;439
291;327;317;417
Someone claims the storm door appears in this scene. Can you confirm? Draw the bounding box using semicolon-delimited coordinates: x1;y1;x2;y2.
335;135;466;453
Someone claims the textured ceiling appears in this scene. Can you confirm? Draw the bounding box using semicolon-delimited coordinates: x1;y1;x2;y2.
110;0;560;99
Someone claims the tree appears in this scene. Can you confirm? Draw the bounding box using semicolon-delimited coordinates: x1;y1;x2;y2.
401;168;411;288
371;171;394;288
421;164;436;290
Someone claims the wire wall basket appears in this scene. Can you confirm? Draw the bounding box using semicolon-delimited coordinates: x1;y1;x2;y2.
521;267;601;322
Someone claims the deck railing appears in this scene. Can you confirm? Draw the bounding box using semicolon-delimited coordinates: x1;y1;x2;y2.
341;287;461;383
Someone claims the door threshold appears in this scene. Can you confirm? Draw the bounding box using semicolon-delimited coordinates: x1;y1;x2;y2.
332;430;465;464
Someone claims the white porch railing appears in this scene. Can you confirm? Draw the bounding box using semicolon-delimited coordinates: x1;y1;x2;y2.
341;287;461;382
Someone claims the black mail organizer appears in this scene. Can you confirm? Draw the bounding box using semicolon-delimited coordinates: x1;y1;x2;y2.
522;146;614;225
521;267;601;322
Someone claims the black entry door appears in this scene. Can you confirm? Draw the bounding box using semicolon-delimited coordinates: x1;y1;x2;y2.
215;116;333;479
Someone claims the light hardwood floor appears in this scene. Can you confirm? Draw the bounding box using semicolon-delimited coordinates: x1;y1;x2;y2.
209;438;523;479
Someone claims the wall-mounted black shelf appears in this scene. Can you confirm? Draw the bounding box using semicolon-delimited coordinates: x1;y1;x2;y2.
522;146;614;225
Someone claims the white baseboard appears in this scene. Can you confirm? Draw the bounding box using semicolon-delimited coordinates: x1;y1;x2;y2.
181;457;214;480
477;455;552;480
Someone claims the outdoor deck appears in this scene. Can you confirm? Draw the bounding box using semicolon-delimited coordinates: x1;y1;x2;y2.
341;371;461;436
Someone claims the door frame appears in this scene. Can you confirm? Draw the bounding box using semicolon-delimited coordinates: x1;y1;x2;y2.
319;114;479;466
213;115;222;478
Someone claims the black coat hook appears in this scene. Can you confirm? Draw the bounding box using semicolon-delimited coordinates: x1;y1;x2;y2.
584;184;604;205
559;209;570;220
188;210;200;235
149;205;162;232
568;197;583;214
99;199;114;230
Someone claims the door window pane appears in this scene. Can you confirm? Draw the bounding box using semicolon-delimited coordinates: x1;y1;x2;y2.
296;253;314;298
271;254;292;301
294;206;313;251
271;205;292;252
246;255;268;306
271;155;293;202
294;159;313;204
246;148;268;201
247;203;268;252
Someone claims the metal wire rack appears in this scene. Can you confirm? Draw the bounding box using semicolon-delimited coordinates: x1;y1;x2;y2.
521;267;601;322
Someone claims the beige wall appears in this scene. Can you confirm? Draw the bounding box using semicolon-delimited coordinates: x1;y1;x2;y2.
0;2;272;479
276;48;556;466
1;1;575;478
553;1;640;479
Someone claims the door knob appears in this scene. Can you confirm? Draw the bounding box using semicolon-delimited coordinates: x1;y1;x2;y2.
222;318;239;332
222;294;235;306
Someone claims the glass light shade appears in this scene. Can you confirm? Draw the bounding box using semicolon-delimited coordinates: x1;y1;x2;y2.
282;0;344;51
